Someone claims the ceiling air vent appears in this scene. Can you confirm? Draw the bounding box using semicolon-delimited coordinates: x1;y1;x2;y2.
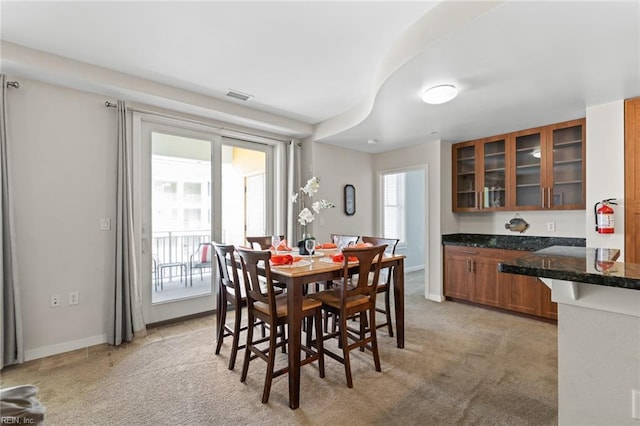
225;89;253;101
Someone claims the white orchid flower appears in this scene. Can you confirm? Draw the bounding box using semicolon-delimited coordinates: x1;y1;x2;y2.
312;199;335;213
297;208;314;225
301;177;320;196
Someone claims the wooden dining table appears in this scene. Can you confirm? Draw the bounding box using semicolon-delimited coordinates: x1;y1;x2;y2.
268;252;406;410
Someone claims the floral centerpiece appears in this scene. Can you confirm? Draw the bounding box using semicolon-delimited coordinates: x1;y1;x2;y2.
292;176;334;253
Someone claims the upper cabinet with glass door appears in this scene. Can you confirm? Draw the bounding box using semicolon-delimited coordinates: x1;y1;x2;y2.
452;118;585;212
547;119;585;209
453;141;479;211
512;118;585;210
513;126;545;209
452;136;509;212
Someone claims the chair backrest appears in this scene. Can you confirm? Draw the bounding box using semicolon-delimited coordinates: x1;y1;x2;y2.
246;235;285;250
339;244;387;300
361;236;399;256
236;247;278;317
192;242;213;266
361;237;399;285
213;243;242;297
331;234;359;249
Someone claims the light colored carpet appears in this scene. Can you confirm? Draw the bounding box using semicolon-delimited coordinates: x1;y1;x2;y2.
0;272;558;425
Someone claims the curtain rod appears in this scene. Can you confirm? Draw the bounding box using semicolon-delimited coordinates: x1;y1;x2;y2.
104;101;293;144
6;81;20;89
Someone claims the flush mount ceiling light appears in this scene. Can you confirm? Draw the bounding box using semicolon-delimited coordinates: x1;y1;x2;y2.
421;84;458;104
367;138;378;145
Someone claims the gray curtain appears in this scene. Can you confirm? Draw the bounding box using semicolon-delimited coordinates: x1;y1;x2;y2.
109;100;145;345
1;74;23;368
286;140;301;244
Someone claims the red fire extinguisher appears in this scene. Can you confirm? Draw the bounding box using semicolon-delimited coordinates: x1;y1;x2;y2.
594;198;617;234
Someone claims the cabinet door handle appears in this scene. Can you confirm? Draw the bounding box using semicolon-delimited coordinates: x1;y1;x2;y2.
548;187;552;207
462;251;479;255
470;259;475;273
541;187;545;208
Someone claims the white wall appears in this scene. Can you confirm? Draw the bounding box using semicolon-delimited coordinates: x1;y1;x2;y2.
306;141;374;242
558;302;640;424
7;77;116;359
585;101;626;257
373;141;451;301
456;210;586;237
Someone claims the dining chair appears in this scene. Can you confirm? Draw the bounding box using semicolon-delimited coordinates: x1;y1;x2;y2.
361;236;400;337
309;244;387;388
236;246;325;404
213;243;251;370
246;235;285;250
189;242;213;286
330;234;359;249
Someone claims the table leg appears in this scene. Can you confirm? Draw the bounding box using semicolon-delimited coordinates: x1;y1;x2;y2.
393;258;405;348
287;279;303;409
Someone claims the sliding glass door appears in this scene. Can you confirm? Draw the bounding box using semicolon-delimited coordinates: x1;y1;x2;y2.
135;115;273;324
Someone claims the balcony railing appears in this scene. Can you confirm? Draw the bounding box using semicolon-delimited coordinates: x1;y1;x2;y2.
152;230;211;278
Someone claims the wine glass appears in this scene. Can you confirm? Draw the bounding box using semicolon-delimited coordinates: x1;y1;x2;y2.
305;238;316;262
271;235;281;254
333;235;343;253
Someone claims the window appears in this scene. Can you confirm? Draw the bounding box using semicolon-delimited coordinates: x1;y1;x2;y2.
383;173;406;243
183;182;202;203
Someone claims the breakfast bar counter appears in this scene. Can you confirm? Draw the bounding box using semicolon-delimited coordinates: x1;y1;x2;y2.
497;245;640;425
497;245;640;290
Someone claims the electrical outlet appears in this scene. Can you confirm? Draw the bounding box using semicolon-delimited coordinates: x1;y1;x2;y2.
69;291;79;305
632;389;640;420
50;295;61;308
546;221;556;232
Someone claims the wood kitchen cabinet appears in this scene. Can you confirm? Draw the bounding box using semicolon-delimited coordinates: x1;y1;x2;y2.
452;135;509;211
443;246;503;307
452;118;585;212
499;249;557;319
444;246;557;320
512;118;585;210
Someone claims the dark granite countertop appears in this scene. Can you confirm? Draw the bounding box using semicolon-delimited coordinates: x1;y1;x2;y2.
442;233;586;251
498;246;640;290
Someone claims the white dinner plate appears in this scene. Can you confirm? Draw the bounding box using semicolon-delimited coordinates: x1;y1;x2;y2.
271;259;311;268
315;247;338;253
319;257;357;265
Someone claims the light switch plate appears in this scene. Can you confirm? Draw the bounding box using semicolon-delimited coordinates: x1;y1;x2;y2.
99;218;111;231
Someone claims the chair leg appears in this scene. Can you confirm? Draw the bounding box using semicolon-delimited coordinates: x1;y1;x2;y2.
215;293;227;355
314;310;325;378
385;287;394;337
359;311;366;352
262;323;278;404
340;314;353;388
228;303;242;370
240;314;255;383
369;308;381;373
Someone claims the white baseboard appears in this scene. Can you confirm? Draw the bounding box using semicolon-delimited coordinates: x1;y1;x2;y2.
428;293;445;302
25;334;108;361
